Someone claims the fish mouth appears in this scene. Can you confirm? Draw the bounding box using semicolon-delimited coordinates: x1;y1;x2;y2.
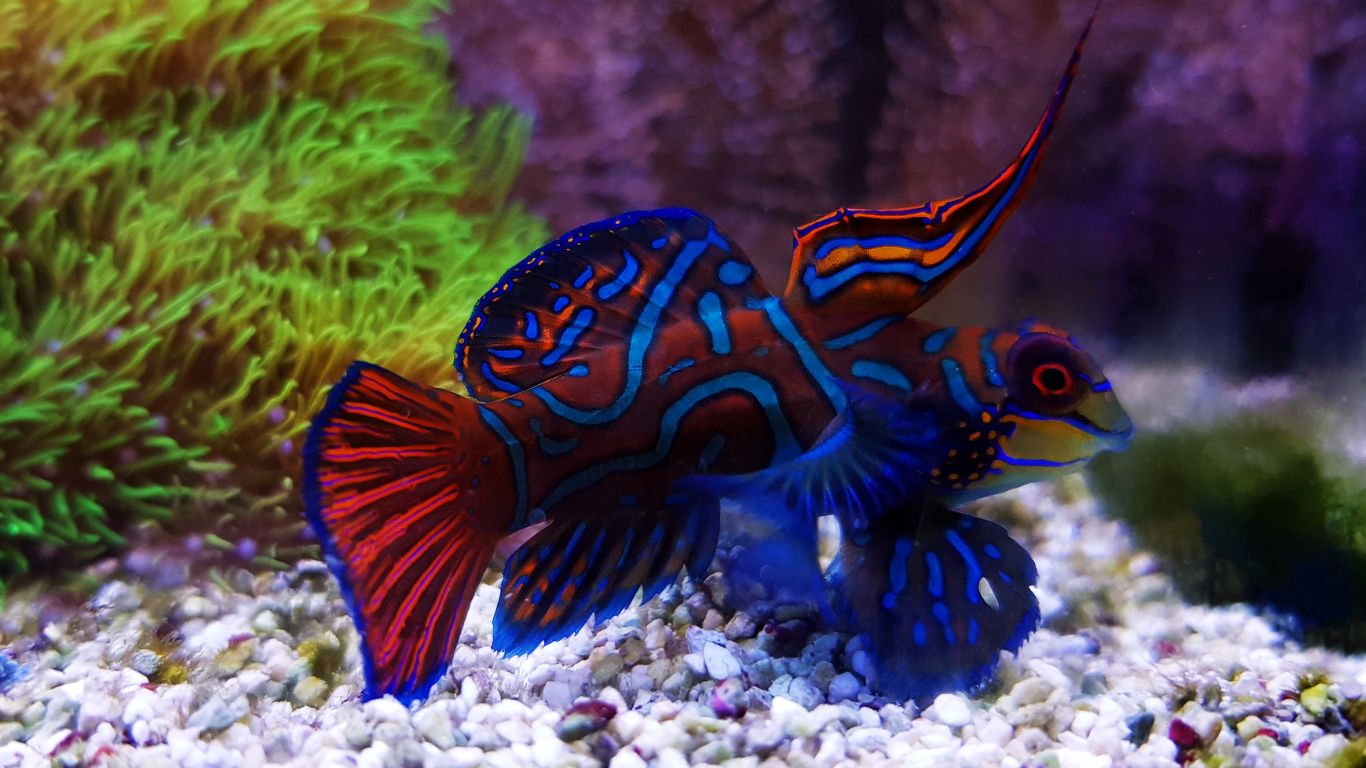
1069;407;1134;453
1098;412;1135;452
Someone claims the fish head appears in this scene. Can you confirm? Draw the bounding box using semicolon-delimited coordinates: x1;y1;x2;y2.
990;322;1132;487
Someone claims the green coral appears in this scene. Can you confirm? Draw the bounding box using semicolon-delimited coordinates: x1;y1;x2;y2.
1089;415;1366;650
0;0;546;594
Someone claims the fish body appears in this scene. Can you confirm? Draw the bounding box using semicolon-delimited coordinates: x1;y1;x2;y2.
304;10;1128;704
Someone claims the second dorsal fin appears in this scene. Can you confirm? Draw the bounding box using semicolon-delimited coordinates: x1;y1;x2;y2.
783;9;1096;321
454;208;770;402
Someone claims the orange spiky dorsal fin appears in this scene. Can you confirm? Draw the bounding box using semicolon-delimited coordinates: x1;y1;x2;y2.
783;9;1097;321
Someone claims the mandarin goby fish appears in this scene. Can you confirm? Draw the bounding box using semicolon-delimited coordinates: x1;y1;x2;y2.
302;11;1131;705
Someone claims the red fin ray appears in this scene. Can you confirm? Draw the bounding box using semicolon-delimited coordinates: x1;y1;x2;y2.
303;361;516;703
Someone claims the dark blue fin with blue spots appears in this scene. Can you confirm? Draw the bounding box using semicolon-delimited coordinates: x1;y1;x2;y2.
454;208;770;402
839;504;1039;701
492;496;719;656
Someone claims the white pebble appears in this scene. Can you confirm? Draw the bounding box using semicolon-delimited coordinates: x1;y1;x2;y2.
128;720;153;746
790;705;844;738
1071;710;1097;737
656;747;689;768
27;728;72;757
413;706;457;749
76;691;120;732
356;742;390;768
828;672;861;702
1055;747;1113;768
850;650;873;679
770;696;806;731
0;742;45;768
541;680;572;710
363;697;410;724
928;693;972;728
494;719;532;744
531;731;568;765
956;742;1006;766
683;653;707;677
1308;734;1349;762
445;747;488;768
608;748;648;768
847;725;890;751
703;643;742;680
121;688;159;725
977;715;1014;747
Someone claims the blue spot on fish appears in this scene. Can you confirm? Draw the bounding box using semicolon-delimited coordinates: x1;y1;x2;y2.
718;260;752;286
573;265;593;289
851;360;913;392
597;250;639;301
698;292;731;355
889;538;914;597
941;358;983;415
824;315;899;350
923;327;956;354
542;308;595;366
925;551;943;597
980;331;1004;387
481;362;521;393
933;602;955;644
552;295;570;313
658;357;695;385
913;621;927;646
944;530;983;604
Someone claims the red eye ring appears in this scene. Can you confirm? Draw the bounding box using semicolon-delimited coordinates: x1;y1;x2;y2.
1031;362;1072;396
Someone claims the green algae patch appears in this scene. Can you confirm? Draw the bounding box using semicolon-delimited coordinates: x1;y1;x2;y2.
1089;415;1366;650
0;0;547;598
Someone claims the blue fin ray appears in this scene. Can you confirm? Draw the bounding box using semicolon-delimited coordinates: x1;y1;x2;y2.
680;384;940;545
493;496;719;655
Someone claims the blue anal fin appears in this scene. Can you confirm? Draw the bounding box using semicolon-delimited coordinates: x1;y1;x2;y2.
838;503;1039;701
493;495;719;656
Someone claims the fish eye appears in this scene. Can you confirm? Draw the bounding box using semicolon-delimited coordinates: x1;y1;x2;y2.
1031;363;1072;396
1006;333;1086;415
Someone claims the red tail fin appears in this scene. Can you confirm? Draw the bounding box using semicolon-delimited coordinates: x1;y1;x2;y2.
302;361;514;703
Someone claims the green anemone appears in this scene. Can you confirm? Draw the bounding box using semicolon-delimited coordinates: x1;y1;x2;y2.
0;0;546;596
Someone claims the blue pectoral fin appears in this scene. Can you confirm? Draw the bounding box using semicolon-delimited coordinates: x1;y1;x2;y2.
493;495;719;656
683;382;940;542
680;385;941;619
839;503;1039;701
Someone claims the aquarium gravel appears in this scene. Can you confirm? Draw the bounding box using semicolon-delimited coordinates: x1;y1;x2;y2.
1;474;1362;767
